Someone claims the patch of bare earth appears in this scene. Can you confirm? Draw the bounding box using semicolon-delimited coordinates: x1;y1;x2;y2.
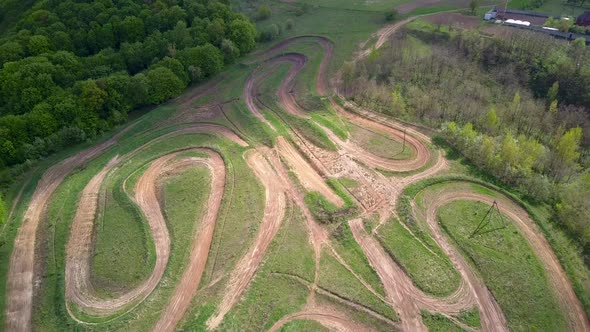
277;136;343;207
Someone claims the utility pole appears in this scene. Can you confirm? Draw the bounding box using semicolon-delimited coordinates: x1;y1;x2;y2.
402;128;406;153
469;200;506;238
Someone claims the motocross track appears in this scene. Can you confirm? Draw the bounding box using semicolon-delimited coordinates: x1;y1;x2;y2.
276;136;344;207
207;148;287;329
5;126;134;332
63;126;244;321
66;148;225;326
6;13;589;332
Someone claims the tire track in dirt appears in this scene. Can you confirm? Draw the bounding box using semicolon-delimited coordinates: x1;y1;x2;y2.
267;304;375;332
244;63;278;131
349;218;478;332
275;54;309;118
355;18;416;60
276;136;343;207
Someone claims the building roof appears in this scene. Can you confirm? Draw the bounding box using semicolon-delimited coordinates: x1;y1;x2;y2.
576;11;590;27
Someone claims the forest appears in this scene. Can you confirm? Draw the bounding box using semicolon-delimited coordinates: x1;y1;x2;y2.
341;22;590;259
0;0;256;180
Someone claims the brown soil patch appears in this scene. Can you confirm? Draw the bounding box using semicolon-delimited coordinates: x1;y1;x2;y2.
277;136;344;206
423;12;482;29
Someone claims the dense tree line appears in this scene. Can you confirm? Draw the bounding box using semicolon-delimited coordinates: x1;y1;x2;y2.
341;24;590;260
0;0;257;181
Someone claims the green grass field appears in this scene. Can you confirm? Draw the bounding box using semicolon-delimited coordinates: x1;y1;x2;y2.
509;0;589;16
279;319;328;331
376;217;460;297
349;122;416;160
317;248;397;321
209;205;314;330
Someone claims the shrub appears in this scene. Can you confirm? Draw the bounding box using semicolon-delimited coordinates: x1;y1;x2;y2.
286;18;294;30
385;8;399;22
259;24;280;42
257;5;271;21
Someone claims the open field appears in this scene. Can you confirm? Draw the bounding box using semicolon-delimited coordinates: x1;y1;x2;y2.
1;0;589;331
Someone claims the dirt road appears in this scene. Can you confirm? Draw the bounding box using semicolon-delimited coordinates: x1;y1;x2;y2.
356;18;416;60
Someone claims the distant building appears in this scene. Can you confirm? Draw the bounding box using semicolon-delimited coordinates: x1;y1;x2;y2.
484;7;498;20
576;11;590;27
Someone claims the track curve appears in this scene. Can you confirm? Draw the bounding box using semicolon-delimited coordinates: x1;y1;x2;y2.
422;185;590;331
267;305;375;332
63;126;244;322
5;123;246;331
153;149;225;332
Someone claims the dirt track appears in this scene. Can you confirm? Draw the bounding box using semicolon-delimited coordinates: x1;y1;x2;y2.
5;123;246;331
207;148;287;329
254;24;588;332
64;126;244;321
244;33;460;331
276;136;343;207
356;18;416;60
267;304;374;332
153;150;225;332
